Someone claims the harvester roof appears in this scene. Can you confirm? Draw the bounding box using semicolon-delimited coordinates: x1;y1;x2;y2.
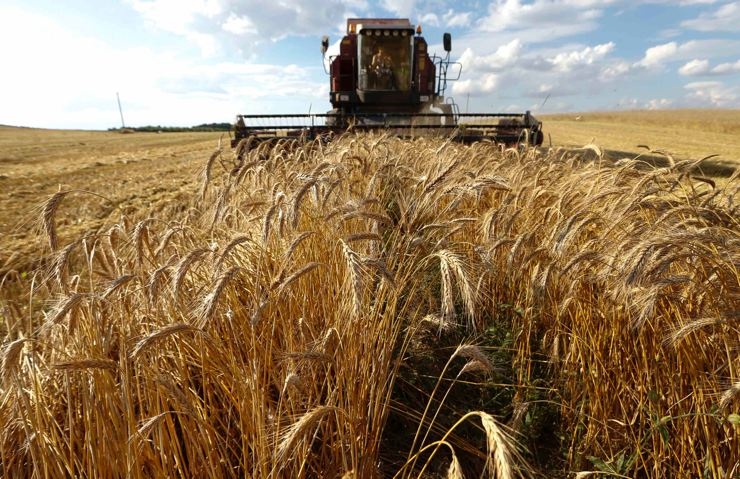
346;18;415;35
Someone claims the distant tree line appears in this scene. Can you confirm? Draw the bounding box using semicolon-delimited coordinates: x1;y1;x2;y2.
108;122;232;133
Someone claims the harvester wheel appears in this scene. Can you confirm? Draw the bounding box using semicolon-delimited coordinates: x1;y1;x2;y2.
533;129;544;146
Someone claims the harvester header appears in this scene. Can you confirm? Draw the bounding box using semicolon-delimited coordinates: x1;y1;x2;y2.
232;17;544;152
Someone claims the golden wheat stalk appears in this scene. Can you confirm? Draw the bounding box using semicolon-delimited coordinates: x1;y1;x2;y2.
130;323;200;359
41;190;70;251
433;250;476;330
101;274;137;299
1;338;31;385
200;146;223;199
275;405;338;465
291;178;318;228
172;247;210;296
274;262;321;297
340;239;364;317
52;358;117;371
193;267;240;328
45;292;85;329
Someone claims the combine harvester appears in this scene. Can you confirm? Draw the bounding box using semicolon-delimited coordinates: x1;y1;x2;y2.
231;18;544;152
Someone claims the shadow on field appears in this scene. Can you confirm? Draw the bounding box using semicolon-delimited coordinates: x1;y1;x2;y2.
561;146;738;178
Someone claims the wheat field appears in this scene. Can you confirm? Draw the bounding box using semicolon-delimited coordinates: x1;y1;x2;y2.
1;120;739;477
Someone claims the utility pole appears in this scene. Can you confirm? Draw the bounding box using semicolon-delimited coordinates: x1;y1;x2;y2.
116;92;126;128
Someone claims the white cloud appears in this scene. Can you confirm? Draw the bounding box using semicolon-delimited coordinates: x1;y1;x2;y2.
538;83;554;94
679;58;740;76
4;0;739;129
679;58;710;76
126;0;363;57
682;1;740;32
457;39;523;73
0;8;159;123
646;0;719;4
616;97;641;109
600;60;632;81
684;80;739;107
443;10;472;28
646;98;673;109
0;5;327;128
419;13;440;26
549;42;615;72
636;39;740;70
448;37;630;111
615;96;674;110
477;0;613;34
636;42;678;68
451;73;499;96
416;9;471;29
222;13;256;35
711;59;740;74
380;0;416;18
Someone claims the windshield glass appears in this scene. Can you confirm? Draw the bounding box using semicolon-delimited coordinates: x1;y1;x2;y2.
358;32;412;91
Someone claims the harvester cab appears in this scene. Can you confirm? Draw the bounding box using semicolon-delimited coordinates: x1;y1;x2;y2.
232;17;544;150
324;19;459;124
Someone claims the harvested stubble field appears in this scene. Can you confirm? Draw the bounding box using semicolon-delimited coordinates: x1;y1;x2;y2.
0;111;739;478
542;109;740;173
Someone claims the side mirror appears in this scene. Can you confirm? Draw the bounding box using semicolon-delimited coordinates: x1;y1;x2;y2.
321;36;329;56
443;33;451;52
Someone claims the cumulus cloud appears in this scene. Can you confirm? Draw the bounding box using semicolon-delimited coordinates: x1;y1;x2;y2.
129;0;223;35
418;9;471;28
449;36;630;110
549;42;615;72
0;4;328;128
636;42;678;68
682;1;740;32
615;96;674;110
646;98;673;109
451;73;500;97
684;80;739;107
380;0;416;17
678;58;710;76
599;60;632;81
126;0;364;56
636;39;740;69
646;0;719;5
6;0;740;128
444;10;472;27
477;0;611;36
457;39;523;73
680;58;740;76
712;59;740;74
0;8;172;116
221;12;257;35
418;12;440;26
459;39;617;79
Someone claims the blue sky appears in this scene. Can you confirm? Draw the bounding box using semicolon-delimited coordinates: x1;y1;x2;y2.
1;0;738;129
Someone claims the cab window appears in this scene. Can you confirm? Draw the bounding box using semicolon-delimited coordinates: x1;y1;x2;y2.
358;32;412;91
